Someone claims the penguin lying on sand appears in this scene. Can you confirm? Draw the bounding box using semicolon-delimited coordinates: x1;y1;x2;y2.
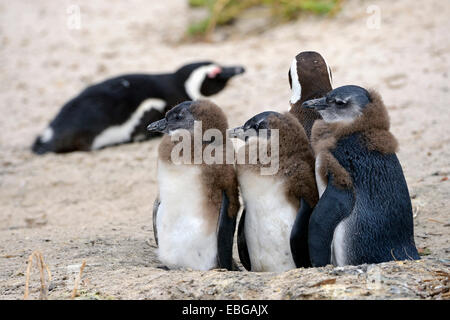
288;51;333;138
302;85;420;267
229;112;318;271
32;62;245;154
147;100;240;271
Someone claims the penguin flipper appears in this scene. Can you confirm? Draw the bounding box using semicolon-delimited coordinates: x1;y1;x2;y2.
308;175;354;267
152;197;160;247
237;208;251;271
217;191;237;271
290;199;313;268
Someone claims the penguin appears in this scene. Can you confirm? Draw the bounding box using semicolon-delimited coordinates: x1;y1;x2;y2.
32;61;245;154
301;85;420;267
147;100;240;271
288;51;333;138
229;112;318;272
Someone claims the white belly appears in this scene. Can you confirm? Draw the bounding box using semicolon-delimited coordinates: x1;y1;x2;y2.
239;170;297;272
316;153;348;266
331;218;348;266
156;160;218;271
91;98;165;150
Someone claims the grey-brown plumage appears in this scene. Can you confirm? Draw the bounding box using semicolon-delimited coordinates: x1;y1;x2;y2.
288;51;333;138
235;112;318;207
310;89;398;189
157;100;239;217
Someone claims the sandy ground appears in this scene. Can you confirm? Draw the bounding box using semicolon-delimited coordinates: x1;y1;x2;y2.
0;0;449;300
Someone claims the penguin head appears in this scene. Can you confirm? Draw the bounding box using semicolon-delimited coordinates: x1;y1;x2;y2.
147;100;228;136
175;62;245;100
288;51;333;105
302;85;371;123
229;111;280;141
147;101;195;135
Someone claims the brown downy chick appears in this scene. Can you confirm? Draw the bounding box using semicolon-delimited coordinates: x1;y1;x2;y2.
302;85;420;267
147;100;239;271
229;111;318;271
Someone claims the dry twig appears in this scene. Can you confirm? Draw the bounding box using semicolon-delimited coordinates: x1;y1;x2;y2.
23;251;52;300
71;260;87;299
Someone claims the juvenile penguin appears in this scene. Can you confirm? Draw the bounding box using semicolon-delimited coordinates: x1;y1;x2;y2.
302;85;420;267
288;51;333;138
147;100;240;271
32;61;245;154
230;112;318;271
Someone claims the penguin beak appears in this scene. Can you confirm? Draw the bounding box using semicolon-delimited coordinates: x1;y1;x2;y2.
147;119;168;133
228;126;245;140
218;66;245;79
302;97;328;110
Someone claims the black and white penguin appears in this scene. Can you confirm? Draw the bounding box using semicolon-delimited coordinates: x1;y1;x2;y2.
302;85;420;267
32;61;245;154
229;112;318;271
147;100;240;271
288;51;333;138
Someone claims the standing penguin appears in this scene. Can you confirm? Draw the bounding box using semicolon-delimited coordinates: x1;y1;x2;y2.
32;61;245;154
302;85;420;266
147;100;240;271
230;112;318;271
288;51;333;138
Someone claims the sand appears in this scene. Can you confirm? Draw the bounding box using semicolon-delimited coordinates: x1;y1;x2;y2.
0;0;449;299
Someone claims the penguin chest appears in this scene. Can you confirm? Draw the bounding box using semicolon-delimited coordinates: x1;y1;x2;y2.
156;161;218;271
239;171;297;272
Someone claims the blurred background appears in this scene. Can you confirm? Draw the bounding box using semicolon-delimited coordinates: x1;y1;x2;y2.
0;0;449;299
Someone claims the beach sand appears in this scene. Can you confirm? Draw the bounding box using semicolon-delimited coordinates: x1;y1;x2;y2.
0;0;448;299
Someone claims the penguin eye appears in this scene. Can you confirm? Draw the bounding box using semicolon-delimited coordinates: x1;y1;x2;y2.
335;99;346;106
175;113;182;120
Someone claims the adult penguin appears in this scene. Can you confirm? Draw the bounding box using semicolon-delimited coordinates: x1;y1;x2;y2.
288;51;333;138
301;85;420;266
32;61;245;154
